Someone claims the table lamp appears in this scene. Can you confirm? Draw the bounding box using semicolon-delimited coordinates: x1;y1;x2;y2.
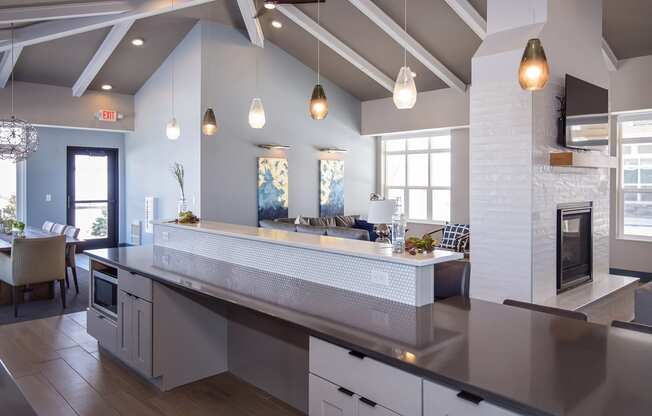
367;199;396;243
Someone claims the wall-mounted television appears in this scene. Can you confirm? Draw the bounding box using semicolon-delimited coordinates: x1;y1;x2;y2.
557;74;609;152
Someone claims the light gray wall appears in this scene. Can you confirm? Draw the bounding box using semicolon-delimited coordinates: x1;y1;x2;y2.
361;88;469;136
610;55;652;114
26;126;126;242
125;23;202;244
199;21;374;225
0;81;134;132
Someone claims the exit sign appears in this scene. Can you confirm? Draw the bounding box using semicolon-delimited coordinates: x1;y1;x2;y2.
96;110;123;122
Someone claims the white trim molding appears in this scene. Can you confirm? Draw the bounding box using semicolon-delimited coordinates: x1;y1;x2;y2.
0;46;22;88
601;37;619;72
347;0;466;93
0;1;131;26
72;20;135;97
278;4;394;92
443;0;486;40
235;0;264;48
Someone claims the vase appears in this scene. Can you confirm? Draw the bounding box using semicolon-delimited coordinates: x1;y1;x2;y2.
177;198;188;217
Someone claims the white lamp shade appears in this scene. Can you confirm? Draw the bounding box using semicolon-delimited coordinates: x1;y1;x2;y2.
393;66;417;109
249;98;266;129
367;199;396;224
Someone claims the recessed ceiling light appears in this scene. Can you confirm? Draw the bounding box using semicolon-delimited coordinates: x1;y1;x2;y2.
101;84;113;91
271;20;282;29
131;38;145;46
264;1;276;10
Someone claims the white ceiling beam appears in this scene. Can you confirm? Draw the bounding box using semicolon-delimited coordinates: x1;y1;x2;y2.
443;0;486;40
0;46;22;88
235;0;264;47
347;0;466;93
601;37;619;72
0;0;218;52
72;20;135;97
277;5;394;92
0;1;131;26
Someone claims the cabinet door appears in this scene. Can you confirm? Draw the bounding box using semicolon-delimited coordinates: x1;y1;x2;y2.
358;397;401;416
117;290;133;363
309;374;356;416
423;380;522;416
133;297;153;377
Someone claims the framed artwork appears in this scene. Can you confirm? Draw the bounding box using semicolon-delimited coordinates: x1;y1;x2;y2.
319;160;344;217
257;157;289;223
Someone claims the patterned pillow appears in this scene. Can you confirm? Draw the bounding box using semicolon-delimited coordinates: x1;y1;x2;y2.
439;224;470;250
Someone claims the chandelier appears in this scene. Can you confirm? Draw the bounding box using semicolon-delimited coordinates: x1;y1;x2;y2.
0;24;38;162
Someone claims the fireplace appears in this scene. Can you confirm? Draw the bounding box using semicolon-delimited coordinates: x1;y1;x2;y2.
557;202;593;293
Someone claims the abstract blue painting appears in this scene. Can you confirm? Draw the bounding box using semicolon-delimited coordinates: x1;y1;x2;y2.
257;157;289;223
320;160;344;217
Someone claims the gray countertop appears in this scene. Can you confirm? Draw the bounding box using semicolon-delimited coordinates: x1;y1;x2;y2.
86;245;652;416
0;360;37;416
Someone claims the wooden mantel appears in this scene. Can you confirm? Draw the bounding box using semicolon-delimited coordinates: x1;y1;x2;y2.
549;152;617;169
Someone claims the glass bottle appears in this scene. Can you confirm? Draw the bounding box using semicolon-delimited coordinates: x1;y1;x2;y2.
391;197;406;253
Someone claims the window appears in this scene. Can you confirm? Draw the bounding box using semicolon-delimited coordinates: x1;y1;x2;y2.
618;115;652;239
382;134;451;223
0;159;17;222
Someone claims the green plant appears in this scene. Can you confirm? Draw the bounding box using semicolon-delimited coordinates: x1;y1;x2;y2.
171;162;185;200
90;207;108;237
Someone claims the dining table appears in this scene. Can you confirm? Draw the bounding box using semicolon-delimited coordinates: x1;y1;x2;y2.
0;226;82;253
0;226;83;305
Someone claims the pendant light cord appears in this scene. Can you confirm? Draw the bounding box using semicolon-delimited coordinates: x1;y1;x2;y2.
317;0;320;84
403;0;407;68
170;0;175;117
10;23;14;116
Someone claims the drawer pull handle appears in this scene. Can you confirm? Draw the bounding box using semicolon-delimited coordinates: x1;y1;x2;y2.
457;390;484;405
359;397;377;408
337;387;354;397
348;350;366;360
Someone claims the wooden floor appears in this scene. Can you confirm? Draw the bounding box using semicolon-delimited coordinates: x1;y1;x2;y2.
0;312;303;416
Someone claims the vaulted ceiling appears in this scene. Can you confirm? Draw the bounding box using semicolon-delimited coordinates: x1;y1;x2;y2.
0;0;649;101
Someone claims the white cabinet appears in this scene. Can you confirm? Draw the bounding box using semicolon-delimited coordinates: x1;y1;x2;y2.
117;288;153;377
309;374;356;416
87;308;117;354
423;380;522;416
309;337;421;416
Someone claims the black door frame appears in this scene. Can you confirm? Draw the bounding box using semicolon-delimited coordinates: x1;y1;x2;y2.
66;146;119;250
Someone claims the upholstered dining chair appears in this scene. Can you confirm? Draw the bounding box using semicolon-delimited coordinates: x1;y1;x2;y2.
0;236;66;317
51;223;67;235
63;226;81;293
42;221;55;232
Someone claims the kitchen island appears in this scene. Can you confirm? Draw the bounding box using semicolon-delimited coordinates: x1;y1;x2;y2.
85;243;652;416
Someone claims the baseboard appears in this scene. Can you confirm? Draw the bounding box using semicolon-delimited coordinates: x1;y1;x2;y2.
610;268;652;283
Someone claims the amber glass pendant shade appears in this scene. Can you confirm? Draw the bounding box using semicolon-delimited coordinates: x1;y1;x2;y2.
202;108;218;135
309;84;328;120
518;38;549;91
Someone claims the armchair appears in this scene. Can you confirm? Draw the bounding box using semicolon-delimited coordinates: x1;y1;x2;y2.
0;236;66;317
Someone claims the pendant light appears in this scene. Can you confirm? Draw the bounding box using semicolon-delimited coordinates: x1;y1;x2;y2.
518;38;549;91
249;47;266;128
166;0;180;140
202;108;218;135
0;23;38;162
393;0;417;110
309;0;328;120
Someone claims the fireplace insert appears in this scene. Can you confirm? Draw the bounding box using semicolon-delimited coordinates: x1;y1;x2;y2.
557;202;593;293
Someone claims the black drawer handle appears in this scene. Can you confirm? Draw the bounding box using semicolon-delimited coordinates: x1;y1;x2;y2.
457;390;484;405
348;350;366;360
337;387;354;397
359;397;377;408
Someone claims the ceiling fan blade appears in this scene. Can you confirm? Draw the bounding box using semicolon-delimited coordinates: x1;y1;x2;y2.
252;6;269;19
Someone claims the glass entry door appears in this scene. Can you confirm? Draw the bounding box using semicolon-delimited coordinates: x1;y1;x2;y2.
67;147;118;250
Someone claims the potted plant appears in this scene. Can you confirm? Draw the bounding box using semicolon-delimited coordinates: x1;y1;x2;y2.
12;220;25;237
171;162;187;216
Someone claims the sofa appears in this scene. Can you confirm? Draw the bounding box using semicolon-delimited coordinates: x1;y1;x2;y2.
259;215;371;241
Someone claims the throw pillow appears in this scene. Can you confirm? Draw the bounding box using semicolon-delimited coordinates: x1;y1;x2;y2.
353;219;378;241
334;215;356;227
439;224;470;250
310;217;336;227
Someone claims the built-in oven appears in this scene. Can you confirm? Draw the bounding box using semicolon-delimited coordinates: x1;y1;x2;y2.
90;262;118;320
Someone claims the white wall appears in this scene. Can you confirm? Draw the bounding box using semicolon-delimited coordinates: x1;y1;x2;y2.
125;23;202;244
